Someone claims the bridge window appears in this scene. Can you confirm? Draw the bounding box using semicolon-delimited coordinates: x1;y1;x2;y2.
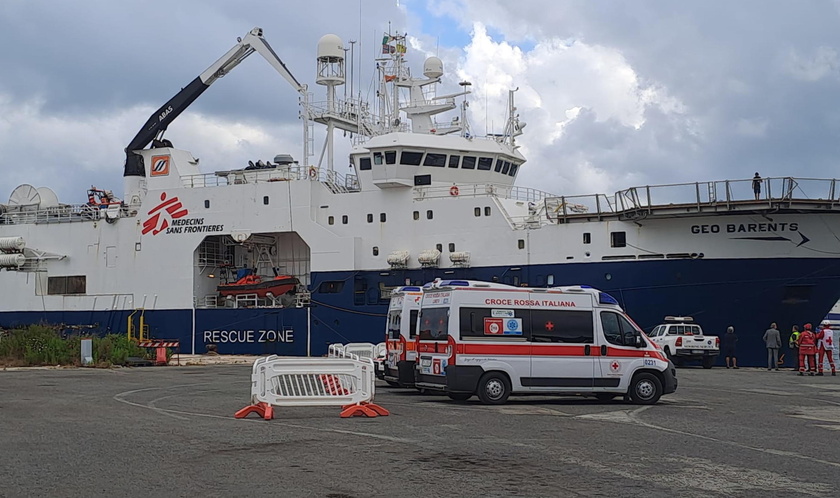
318;281;345;293
373;152;384;165
475;207;481;217
484;207;491;216
509;163;519;176
583;233;591;244
400;151;424;166
611;232;626;248
423;153;447;167
47;276;86;295
502;161;511;175
414;174;431;186
448;155;461;168
477;157;493;170
461;156;477;169
495;159;504;172
359;157;372;170
385;151;397;164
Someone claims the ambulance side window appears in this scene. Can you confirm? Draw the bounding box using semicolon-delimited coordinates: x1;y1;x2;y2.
459;307;530;338
600;311;641;346
408;310;419;339
530;310;593;343
601;312;622;345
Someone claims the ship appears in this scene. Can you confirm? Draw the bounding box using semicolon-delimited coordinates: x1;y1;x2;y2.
2;26;840;367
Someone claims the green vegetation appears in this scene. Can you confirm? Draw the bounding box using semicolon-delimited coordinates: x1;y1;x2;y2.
0;325;148;367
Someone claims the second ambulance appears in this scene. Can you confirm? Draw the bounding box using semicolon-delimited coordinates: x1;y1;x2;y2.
414;280;677;404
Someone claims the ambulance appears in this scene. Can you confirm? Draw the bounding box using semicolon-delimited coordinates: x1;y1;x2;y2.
414;280;677;405
383;286;423;387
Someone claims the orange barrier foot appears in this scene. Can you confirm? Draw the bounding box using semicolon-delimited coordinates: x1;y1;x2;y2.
339;402;390;418
234;402;274;420
360;401;390;416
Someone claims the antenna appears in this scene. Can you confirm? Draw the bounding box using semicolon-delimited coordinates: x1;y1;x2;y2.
349;40;356;102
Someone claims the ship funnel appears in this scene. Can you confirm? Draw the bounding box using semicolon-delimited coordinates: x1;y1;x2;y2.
316;34;345;86
423;56;443;79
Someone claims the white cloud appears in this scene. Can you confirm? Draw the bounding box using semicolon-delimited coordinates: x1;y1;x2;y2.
782;46;839;82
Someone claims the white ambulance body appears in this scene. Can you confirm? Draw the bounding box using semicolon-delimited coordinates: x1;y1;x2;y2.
383;286;423;387
414;280;677;404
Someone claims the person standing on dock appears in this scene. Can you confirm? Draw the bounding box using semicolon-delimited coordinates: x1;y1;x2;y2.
789;325;800;371
752;172;762;200
723;326;739;369
797;323;817;376
762;323;781;371
816;322;836;376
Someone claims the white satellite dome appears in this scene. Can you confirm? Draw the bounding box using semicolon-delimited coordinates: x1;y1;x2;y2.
317;34;344;61
423;56;443;79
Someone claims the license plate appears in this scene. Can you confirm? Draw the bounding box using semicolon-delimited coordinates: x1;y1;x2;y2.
692;350;704;354
420;359;431;367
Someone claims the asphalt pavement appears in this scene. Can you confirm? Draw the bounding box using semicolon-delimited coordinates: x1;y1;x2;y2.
1;364;839;497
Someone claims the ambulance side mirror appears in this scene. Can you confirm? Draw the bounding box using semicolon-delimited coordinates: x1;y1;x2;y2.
634;333;643;348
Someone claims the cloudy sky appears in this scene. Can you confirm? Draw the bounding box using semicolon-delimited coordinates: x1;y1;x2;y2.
2;0;840;204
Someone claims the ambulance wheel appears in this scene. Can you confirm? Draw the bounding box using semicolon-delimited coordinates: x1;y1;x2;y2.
477;372;511;405
628;373;662;405
447;393;473;402
386;380;401;387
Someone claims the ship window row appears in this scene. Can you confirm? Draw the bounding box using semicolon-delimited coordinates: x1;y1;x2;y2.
357;151;520;176
474;207;492;217
47;276;86;295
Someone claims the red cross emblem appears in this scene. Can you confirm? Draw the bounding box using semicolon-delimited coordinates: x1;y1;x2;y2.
545;321;555;331
610;361;620;372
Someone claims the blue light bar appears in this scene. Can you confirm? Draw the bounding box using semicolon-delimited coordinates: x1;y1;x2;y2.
441;280;471;287
399;286;422;292
599;292;619;305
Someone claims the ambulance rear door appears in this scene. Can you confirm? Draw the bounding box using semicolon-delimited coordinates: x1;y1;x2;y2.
527;294;597;391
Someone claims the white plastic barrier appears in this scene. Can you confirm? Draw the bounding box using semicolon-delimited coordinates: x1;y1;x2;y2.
235;355;389;419
343;342;376;360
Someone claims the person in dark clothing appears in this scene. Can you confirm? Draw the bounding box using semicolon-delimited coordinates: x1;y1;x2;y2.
723;326;739;368
752;172;762;200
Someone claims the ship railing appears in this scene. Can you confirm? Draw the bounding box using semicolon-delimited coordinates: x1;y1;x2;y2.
0;203;134;225
547;176;840;223
413;183;557;202
181;166;361;193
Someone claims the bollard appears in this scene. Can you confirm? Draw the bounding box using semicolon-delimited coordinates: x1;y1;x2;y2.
81;339;93;366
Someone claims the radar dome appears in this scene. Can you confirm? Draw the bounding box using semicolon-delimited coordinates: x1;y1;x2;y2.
317;34;344;61
423;56;443;79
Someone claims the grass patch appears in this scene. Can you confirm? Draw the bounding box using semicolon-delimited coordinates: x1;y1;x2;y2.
0;325;149;367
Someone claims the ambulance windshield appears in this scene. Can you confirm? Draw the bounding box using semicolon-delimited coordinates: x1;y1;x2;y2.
419;308;449;341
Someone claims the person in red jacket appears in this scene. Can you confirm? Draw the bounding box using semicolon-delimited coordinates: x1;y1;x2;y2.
816;322;836;376
798;323;817;376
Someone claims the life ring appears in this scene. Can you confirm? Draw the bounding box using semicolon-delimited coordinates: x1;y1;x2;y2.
309;167;317;180
449;185;459;196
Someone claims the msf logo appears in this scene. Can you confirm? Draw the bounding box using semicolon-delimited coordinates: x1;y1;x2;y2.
150;155;170;177
142;192;188;235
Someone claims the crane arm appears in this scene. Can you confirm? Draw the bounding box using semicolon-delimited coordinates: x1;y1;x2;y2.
124;27;307;177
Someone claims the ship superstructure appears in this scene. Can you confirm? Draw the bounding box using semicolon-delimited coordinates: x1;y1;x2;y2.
2;27;840;366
